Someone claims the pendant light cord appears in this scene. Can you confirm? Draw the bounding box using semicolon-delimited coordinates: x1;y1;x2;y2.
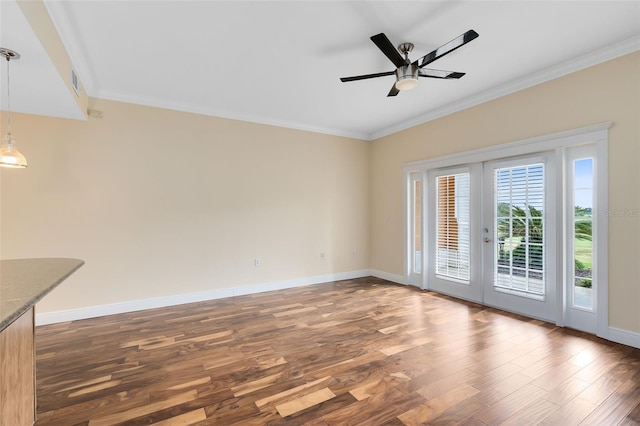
6;55;11;136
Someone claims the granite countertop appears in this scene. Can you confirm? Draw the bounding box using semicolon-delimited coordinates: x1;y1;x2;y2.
0;258;84;332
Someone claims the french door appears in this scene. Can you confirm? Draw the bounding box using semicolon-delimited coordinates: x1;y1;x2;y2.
424;153;557;322
482;154;557;322
406;124;608;334
427;165;483;303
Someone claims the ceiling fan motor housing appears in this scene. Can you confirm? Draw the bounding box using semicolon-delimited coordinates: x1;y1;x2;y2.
395;63;419;90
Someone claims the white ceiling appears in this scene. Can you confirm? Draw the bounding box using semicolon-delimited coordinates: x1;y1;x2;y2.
4;1;640;140
0;0;85;121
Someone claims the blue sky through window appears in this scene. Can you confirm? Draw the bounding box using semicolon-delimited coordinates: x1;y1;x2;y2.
574;158;593;209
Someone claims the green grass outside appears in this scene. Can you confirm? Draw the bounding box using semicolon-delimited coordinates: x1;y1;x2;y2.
498;237;592;269
575;238;592;268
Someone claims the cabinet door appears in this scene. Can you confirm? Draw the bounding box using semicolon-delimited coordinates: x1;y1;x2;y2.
0;308;35;426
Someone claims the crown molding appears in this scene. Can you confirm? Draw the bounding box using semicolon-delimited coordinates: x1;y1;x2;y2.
95;88;370;140
92;35;640;142
368;36;640;141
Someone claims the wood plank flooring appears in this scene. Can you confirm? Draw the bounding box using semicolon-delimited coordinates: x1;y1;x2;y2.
34;277;640;425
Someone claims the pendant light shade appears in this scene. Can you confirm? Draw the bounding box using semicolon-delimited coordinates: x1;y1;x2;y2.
0;48;27;169
0;134;27;168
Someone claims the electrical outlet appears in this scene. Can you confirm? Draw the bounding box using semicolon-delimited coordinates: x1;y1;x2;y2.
254;258;261;267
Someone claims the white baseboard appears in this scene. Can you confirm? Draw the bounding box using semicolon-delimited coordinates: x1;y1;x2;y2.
35;269;371;326
369;269;407;285
607;327;640;349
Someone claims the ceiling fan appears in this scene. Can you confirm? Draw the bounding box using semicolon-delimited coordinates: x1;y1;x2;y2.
340;29;479;97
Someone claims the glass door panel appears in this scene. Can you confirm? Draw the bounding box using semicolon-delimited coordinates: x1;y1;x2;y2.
407;172;424;286
494;164;545;298
572;158;594;310
436;173;470;280
414;178;423;274
428;165;482;302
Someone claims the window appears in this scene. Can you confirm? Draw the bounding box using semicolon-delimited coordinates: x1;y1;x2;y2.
413;178;423;274
572;158;594;309
407;172;423;280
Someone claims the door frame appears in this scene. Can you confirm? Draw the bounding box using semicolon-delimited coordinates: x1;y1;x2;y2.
403;123;610;335
562;143;607;335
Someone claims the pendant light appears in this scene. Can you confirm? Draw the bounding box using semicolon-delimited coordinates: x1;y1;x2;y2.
0;48;27;169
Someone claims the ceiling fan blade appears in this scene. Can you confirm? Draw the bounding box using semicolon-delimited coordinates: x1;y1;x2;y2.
414;29;479;69
418;69;466;79
387;84;399;97
340;71;395;82
371;33;406;68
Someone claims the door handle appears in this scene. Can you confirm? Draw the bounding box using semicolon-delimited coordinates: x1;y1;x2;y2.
484;237;492;243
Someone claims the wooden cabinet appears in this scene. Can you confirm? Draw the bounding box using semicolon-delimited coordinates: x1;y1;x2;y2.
0;258;84;426
0;307;35;426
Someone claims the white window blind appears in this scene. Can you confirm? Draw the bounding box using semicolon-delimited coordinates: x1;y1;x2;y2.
435;173;470;281
494;164;545;297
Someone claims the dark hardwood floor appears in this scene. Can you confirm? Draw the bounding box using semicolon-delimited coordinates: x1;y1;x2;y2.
35;277;640;425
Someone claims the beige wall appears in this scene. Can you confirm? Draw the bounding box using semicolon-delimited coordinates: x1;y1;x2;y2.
0;99;370;312
1;52;638;335
370;51;640;333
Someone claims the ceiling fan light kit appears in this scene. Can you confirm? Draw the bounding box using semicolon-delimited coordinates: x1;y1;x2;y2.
395;63;419;91
340;30;479;97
